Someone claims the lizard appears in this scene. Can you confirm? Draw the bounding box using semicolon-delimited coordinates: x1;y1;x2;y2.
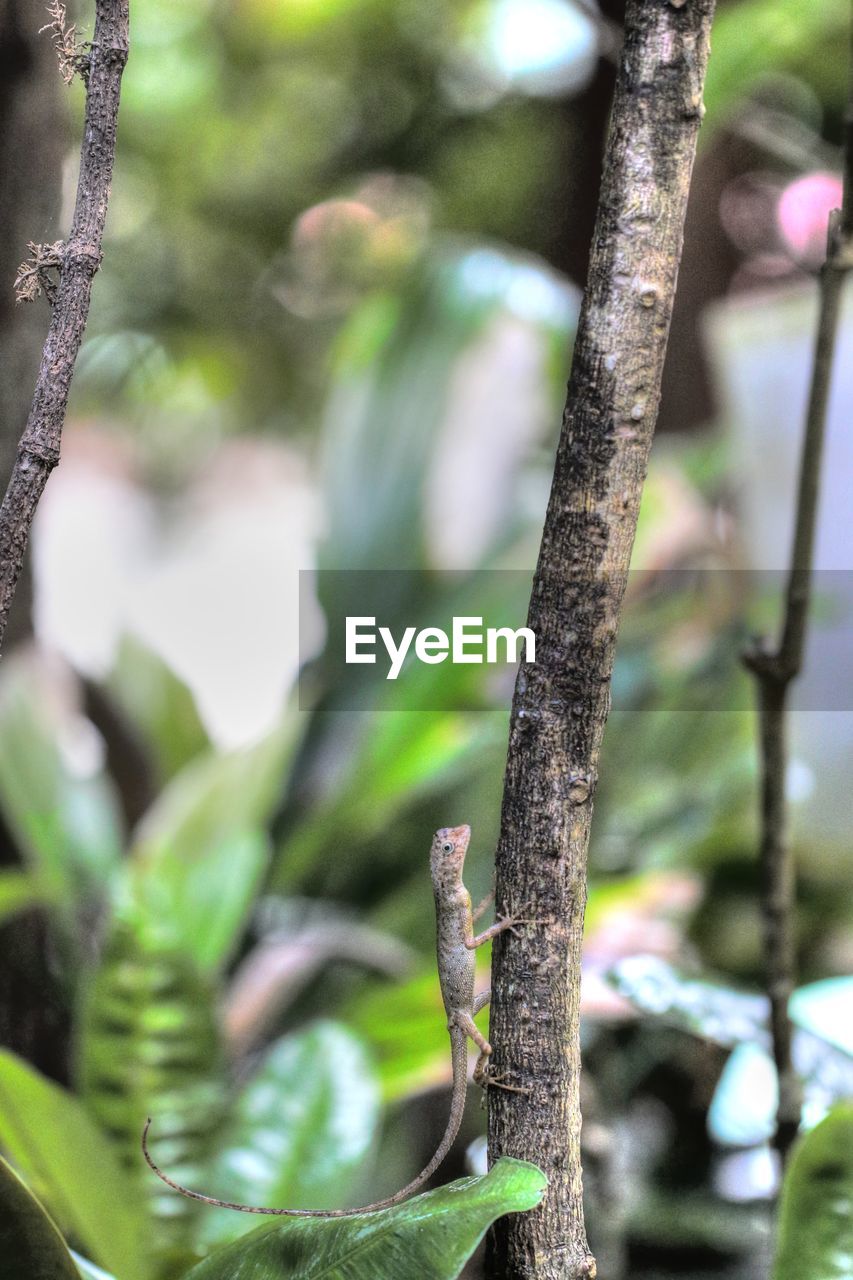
141;822;528;1217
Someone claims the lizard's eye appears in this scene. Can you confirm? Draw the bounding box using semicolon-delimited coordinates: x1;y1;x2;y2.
442;841;454;853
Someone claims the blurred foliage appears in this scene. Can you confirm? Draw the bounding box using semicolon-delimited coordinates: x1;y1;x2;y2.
702;0;850;135
609;958;853;1146
772;1105;853;1280
0;1155;81;1280
195;1022;380;1247
78;921;226;1270
1;0;852;1277
0;1050;148;1280
69;0;851;465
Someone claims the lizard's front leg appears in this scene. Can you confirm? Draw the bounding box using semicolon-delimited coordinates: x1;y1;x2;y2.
464;909;534;949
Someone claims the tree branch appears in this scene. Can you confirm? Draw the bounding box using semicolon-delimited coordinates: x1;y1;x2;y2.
485;4;716;1277
0;0;129;653
741;15;853;1169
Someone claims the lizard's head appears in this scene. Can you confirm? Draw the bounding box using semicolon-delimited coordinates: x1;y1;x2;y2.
430;824;471;883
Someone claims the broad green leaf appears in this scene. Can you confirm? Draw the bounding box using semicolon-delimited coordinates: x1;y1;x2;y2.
0;1154;79;1280
0;656;123;941
197;1022;381;1248
108;636;209;781
0;1050;148;1280
130;828;269;976
72;1251;118;1280
128;727;290;972
77;919;226;1263
773;1105;853;1280
132;728;288;868
183;1157;546;1280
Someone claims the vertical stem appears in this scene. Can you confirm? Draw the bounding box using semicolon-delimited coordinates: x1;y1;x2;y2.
753;677;799;1159
0;0;129;653
0;0;64;647
743;18;853;1163
486;4;716;1278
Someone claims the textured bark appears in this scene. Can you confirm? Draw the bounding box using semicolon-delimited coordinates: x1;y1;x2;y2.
486;4;716;1278
0;0;129;652
0;1;67;1082
0;0;63;647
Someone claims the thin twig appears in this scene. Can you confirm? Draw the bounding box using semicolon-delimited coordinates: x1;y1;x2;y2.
743;16;853;1169
485;4;716;1279
0;0;129;653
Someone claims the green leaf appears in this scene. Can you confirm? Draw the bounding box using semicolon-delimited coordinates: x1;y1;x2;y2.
0;1153;79;1280
77;919;226;1263
183;1157;546;1280
275;710;497;894
0;656;123;943
197;1022;381;1248
773;1105;853;1280
703;0;848;135
71;1251;118;1280
0;870;43;926
0;1050;148;1280
130;827;269;976
321;249;574;574
128;728;290;972
107;636;210;781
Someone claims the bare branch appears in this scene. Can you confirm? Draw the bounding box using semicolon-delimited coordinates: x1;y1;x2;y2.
0;0;129;652
741;13;853;1169
486;3;717;1278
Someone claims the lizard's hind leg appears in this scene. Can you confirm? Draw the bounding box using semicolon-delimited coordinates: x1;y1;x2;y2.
455;1008;527;1094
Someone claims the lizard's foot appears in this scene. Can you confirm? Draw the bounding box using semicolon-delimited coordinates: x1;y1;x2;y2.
474;1063;529;1094
499;904;545;936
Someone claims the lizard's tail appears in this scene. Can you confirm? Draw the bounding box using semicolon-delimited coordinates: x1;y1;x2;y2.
141;1030;469;1217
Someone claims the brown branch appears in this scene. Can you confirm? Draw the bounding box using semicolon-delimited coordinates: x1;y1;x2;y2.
0;0;129;654
485;3;716;1278
741;18;853;1169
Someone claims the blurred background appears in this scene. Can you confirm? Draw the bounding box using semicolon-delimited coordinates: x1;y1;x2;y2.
0;1;852;1277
